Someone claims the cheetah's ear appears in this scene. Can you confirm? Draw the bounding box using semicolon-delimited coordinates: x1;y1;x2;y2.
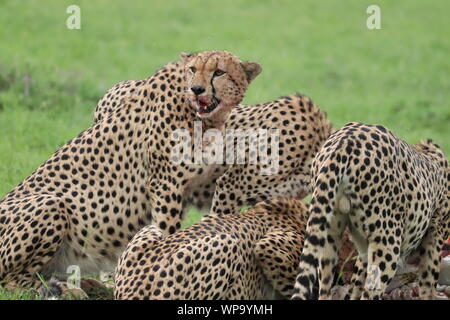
241;61;262;83
180;52;196;63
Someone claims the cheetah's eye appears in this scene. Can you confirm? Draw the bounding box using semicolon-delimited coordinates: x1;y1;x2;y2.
213;69;226;77
189;66;196;73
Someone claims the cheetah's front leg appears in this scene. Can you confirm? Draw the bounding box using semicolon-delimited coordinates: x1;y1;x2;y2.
211;166;248;215
0;195;69;290
149;185;185;235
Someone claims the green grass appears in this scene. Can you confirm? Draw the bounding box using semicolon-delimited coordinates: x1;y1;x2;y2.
0;287;43;300
0;0;449;299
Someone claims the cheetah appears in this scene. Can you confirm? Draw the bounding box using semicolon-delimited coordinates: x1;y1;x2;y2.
209;96;332;215
291;122;449;300
0;51;262;290
114;198;308;300
96;86;332;215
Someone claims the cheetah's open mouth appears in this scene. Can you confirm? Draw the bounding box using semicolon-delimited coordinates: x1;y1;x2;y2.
196;96;221;116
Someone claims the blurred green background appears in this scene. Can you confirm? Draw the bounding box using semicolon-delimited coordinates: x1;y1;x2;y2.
1;0;449;199
0;0;449;300
1;0;449;210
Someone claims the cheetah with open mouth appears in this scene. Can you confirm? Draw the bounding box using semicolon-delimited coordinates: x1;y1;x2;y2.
0;51;261;290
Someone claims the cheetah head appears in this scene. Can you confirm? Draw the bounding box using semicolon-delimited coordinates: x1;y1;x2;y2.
181;50;261;120
415;139;446;159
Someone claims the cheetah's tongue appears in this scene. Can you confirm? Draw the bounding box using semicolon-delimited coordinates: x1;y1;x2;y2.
196;96;221;116
199;100;208;110
197;97;212;112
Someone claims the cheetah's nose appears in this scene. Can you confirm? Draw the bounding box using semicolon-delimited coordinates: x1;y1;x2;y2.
191;85;205;96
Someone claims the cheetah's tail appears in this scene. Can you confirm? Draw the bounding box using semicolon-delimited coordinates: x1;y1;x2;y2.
291;166;343;300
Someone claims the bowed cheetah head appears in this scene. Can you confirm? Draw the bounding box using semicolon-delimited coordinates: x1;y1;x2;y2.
414;139;446;160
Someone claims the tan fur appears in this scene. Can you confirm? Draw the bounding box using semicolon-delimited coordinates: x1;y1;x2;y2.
114;198;308;300
0;51;260;290
292;123;448;300
96;90;333;217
